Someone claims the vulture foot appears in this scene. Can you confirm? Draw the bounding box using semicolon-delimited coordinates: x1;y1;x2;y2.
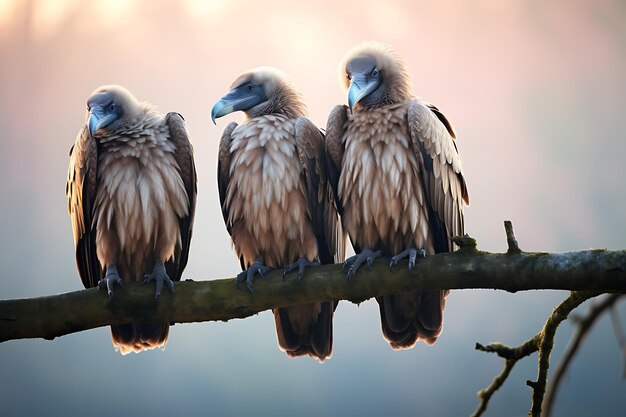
143;261;174;301
237;257;273;293
283;257;320;281
343;248;382;280
389;247;426;270
98;264;124;300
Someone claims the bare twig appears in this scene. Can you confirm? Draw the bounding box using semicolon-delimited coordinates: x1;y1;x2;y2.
528;291;602;416
472;291;603;417
543;294;624;417
471;337;540;417
504;220;521;254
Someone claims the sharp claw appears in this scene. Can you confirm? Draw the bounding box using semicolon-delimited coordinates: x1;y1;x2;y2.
99;267;124;300
342;255;356;272
389;258;397;269
389;247;425;271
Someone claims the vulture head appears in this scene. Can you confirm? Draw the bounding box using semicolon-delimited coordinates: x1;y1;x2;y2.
340;42;412;111
86;85;142;138
211;66;307;123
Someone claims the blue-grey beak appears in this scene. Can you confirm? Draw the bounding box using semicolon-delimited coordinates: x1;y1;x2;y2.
87;105;117;138
348;74;380;111
211;84;268;124
210;99;234;125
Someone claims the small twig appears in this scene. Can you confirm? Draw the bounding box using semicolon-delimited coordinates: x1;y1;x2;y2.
543;294;623;417
471;337;540;417
471;358;516;417
472;291;602;417
528;291;601;417
504;220;521;254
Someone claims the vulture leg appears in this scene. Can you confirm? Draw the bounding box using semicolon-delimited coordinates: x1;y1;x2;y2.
142;261;174;301
98;264;124;300
389;247;426;270
343;248;382;280
282;257;321;281
236;255;273;293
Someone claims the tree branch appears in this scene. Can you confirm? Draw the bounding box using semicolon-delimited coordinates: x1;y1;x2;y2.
471;291;602;417
527;291;601;417
543;294;624;417
1;242;625;343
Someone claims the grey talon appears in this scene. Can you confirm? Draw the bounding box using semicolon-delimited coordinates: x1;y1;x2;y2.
99;264;124;300
283;257;320;282
344;248;382;279
389;247;426;271
143;261;173;301
236;256;272;293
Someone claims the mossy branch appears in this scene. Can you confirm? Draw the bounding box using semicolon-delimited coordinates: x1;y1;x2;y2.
1;241;625;343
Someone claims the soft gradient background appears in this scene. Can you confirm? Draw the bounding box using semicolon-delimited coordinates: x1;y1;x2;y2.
1;1;625;416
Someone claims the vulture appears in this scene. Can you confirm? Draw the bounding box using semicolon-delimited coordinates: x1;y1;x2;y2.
66;85;197;354
325;43;469;349
211;67;344;361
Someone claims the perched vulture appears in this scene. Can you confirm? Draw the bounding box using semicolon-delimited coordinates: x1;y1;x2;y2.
66;85;197;354
211;67;344;361
325;43;469;349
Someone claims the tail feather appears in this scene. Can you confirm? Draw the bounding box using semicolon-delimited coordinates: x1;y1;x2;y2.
111;322;170;355
377;290;446;350
274;302;334;362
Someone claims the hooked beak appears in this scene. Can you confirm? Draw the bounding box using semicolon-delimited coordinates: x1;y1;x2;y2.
87;106;117;138
347;74;380;111
211;87;267;124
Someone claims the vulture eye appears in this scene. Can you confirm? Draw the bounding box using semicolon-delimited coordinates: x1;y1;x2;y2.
372;68;379;77
247;84;253;91
109;102;117;112
347;73;352;80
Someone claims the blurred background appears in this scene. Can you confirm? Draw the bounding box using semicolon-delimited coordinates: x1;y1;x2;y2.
0;1;625;416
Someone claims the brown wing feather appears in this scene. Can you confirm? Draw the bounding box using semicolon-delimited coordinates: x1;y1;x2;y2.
66;125;101;288
295;117;346;264
324;104;350;218
407;99;469;250
165;112;197;280
217;121;244;270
